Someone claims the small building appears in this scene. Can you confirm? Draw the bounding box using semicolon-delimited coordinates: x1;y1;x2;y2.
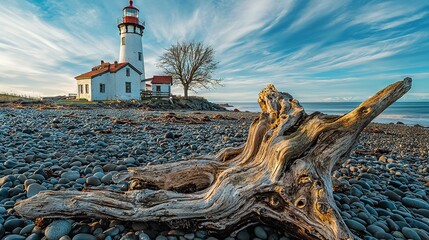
142;76;172;98
75;61;142;101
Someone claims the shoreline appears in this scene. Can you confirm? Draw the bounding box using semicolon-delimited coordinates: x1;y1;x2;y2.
0;108;428;240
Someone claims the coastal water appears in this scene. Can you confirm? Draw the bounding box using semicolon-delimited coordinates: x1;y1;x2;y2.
224;101;429;127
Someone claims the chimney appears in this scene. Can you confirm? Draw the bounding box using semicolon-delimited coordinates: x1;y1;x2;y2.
114;61;118;67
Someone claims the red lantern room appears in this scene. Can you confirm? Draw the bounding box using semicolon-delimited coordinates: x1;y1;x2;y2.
122;0;140;25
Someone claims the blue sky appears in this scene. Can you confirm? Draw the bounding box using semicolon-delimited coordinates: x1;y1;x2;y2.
1;0;428;102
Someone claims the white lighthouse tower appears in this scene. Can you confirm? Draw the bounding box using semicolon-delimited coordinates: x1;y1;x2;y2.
118;0;145;79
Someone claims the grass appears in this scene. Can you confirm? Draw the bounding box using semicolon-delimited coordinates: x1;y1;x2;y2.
0;93;40;103
54;99;99;105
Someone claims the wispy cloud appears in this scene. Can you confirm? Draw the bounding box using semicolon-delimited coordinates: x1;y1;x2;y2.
0;0;428;102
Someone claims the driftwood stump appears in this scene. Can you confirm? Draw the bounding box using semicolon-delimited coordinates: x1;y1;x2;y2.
15;78;412;240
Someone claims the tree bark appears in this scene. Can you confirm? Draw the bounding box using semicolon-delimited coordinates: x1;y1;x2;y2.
15;78;412;240
184;85;189;98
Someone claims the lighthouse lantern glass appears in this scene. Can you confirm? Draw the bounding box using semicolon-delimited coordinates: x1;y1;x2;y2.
124;8;139;18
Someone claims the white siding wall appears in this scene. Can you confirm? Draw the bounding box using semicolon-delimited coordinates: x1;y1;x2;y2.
113;67;141;100
152;84;171;97
77;79;92;100
119;25;145;79
91;75;110;101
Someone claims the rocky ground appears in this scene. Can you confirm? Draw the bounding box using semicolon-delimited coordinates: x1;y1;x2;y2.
0;108;428;240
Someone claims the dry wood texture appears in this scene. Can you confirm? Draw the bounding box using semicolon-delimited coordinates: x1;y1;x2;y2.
15;78;412;240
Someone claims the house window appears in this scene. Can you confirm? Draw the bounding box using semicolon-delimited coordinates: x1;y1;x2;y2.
126;68;130;77
138;52;142;61
156;86;161;92
85;84;89;93
79;85;83;94
125;82;131;93
100;83;105;93
121;37;125;45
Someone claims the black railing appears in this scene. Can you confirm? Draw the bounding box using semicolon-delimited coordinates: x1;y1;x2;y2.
141;91;171;99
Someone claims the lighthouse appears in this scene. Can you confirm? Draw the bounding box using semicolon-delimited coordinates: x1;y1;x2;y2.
118;0;145;79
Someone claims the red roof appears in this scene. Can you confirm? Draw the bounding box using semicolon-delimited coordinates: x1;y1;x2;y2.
151;76;172;84
75;62;141;80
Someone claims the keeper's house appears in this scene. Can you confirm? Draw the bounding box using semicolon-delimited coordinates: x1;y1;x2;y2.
75;61;142;101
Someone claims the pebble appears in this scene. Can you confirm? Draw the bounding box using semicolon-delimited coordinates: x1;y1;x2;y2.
45;220;72;240
4;219;25;232
237;230;250;240
401;227;421;240
26;183;47;198
344;219;366;232
86;176;101;186
61;171;80;181
254;226;268;240
402;197;429;210
72;233;97;240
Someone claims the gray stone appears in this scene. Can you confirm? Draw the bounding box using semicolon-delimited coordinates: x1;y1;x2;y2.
61;171;80;181
86;176;101;186
195;230;207;239
156;236;168;240
344;219;366;232
26;233;41;240
378;200;397;210
45;220;72;240
139;233;151;240
385;190;401;201
402;227;421;240
72;233;97;240
3;234;26;240
184;233;195;240
402;197;429;210
366;224;385;236
19;223;35;235
4;219;25;232
165;132;174;139
254;226;268;240
26;183;47;198
237;230;250;240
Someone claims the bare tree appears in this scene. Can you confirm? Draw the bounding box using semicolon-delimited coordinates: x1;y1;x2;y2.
158;41;221;98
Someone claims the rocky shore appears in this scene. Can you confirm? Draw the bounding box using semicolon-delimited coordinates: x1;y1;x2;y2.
0;108;428;240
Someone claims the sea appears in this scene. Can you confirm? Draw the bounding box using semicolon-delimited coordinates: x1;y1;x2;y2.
223;102;429;127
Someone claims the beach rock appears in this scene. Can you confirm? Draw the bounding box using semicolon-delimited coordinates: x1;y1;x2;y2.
86;176;101;186
4;219;25;232
366;224;385;236
2;234;26;240
19;223;35;235
72;233;97;240
254;226;268;240
61;171;80;181
344;219;366;232
25;233;41;240
384;190;401;201
236;230;250;240
139;233;151;240
401;227;421;240
184;233;195;240
26;183;47;198
402;197;429;210
165;132;174;139
45;220;72;240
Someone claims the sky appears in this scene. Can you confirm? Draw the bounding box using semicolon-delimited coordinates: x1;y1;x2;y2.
0;0;429;102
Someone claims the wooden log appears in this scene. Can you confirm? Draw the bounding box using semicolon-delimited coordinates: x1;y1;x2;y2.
15;78;412;240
